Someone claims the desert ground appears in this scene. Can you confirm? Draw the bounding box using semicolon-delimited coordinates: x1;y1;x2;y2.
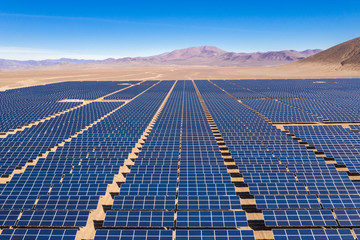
0;63;359;91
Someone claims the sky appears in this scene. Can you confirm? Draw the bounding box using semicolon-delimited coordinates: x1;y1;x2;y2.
0;0;360;60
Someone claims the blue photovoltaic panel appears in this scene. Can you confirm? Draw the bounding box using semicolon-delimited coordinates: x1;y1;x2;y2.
35;195;99;210
319;195;360;209
248;183;308;195
103;211;174;228
255;195;321;209
296;172;352;183
176;230;255;240
0;195;37;210
176;211;248;228
50;183;108;196
307;182;360;195
177;196;241;210
112;196;176;210
236;164;287;173
0;229;77;240
119;183;177;196
243;173;297;183
0;210;21;227
334;210;360;226
61;173;114;184
17;210;90;227
272;229;354;240
263;210;337;227
0;183;51;196
178;183;236;196
124;173;177;184
94;230;173;240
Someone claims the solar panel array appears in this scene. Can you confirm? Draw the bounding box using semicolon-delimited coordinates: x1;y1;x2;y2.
198;79;360;240
100;81;252;239
1;79;360;239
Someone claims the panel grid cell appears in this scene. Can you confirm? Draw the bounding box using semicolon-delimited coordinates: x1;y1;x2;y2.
35;195;99;210
112;196;176;210
176;211;248;228
17;210;90;227
334;210;360;226
263;210;337;227
103;211;175;228
0;229;78;240
0;210;21;227
255;195;321;209
176;230;255;240
94;230;173;240
177;196;241;210
272;229;354;240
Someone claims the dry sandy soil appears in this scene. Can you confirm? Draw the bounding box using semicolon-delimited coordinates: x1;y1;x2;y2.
0;64;359;91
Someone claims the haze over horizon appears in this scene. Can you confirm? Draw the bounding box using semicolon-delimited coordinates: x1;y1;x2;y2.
1;0;360;60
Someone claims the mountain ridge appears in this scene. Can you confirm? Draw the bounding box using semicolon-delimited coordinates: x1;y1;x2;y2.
0;46;322;70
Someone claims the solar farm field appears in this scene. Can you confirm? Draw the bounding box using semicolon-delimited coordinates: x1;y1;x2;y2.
1;79;360;240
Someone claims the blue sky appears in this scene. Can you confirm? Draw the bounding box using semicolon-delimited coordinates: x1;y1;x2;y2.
0;0;359;60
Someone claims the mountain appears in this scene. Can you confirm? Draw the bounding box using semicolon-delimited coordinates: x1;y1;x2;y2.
298;37;360;67
104;46;321;67
155;46;228;60
0;58;97;70
0;46;322;70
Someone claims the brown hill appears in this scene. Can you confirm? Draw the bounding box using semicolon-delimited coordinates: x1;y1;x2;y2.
299;37;360;66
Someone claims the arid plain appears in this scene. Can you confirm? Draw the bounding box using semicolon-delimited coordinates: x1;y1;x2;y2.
1;63;360;91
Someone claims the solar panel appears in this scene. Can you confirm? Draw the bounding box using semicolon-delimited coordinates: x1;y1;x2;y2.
35;195;99;210
0;195;37;210
50;183;108;196
255;195;321;209
307;182;360;195
176;211;248;228
243;173;297;183
263;210;337;227
296;172;351;183
319;194;360;209
94;230;173;240
272;229;354;240
0;229;78;240
0;183;51;196
178;183;236;196
119;183;177;196
334;210;360;226
17;210;90;227
112;196;176;210
176;230;255;240
61;173;114;184
248;183;308;195
103;211;174;228
0;210;21;227
177;196;241;210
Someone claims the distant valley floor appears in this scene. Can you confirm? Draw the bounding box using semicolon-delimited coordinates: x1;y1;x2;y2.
0;64;360;91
